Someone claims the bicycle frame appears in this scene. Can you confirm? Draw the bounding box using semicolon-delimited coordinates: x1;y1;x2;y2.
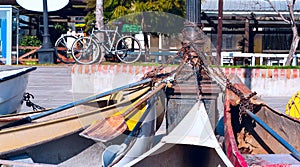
90;26;122;54
71;22;142;64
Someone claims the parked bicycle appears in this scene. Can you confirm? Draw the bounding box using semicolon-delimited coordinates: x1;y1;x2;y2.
71;22;142;64
54;31;84;64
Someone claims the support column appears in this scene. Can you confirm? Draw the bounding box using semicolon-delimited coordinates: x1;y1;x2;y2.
244;18;249;53
217;0;223;65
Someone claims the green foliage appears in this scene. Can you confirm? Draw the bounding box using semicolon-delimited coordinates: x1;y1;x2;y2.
84;12;96;32
54;23;68;34
84;0;186;32
111;5;129;20
19;35;42;47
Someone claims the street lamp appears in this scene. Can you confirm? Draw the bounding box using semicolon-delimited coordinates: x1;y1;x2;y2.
16;0;69;64
37;0;55;64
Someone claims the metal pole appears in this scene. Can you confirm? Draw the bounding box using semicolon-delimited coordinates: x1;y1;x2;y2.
246;110;300;161
217;0;223;65
41;0;52;48
37;0;55;64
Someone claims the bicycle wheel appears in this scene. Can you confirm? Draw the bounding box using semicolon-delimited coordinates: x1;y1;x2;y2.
54;35;77;64
115;36;141;63
71;37;100;64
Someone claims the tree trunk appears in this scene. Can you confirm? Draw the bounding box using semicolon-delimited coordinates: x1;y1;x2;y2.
285;25;299;66
95;0;105;62
95;0;104;29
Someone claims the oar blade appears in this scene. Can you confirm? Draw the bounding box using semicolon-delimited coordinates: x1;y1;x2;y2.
80;115;127;142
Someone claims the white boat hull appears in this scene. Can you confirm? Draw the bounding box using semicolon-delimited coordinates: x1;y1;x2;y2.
125;102;233;167
0;67;36;114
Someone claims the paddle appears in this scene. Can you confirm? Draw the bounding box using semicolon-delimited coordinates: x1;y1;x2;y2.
80;83;166;142
0;78;152;130
102;97;155;167
245;110;300;161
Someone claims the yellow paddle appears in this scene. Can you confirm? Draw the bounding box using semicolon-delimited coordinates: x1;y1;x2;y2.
80;83;166;142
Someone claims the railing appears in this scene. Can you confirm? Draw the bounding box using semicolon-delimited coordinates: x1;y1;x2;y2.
18;46;41;64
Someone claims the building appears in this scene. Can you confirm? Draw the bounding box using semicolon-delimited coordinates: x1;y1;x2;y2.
0;5;18;64
202;0;300;66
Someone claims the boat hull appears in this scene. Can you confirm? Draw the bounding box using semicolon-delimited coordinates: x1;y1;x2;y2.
224;74;300;166
104;89;166;167
0;67;36;114
127;102;233;167
0;85;150;157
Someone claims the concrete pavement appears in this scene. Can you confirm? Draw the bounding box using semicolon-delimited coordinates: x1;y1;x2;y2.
21;65;90;112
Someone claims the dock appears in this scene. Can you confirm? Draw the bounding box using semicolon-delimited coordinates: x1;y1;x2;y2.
20;65;89;112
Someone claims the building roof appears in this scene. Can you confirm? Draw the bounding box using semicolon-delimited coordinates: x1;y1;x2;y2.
202;0;300;15
201;0;300;29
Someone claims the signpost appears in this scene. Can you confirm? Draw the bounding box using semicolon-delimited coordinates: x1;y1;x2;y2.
16;0;69;64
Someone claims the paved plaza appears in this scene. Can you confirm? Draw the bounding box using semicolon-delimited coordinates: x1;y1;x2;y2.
21;65;291;114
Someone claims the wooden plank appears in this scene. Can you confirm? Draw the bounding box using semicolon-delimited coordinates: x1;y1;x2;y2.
18;46;41;64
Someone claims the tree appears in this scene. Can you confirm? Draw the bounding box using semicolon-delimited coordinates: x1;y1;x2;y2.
85;0;186;51
95;0;104;29
85;0;185;27
266;0;299;66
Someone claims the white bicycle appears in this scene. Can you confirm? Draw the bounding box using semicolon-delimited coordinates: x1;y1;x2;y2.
71;22;142;64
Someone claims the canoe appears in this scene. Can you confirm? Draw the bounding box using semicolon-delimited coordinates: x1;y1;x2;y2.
0;82;152;164
224;74;300;166
0;66;36;114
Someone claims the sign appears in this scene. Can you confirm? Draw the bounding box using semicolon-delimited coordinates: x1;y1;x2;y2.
16;0;69;12
121;24;142;33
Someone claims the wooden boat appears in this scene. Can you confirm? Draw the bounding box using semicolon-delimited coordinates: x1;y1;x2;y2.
0;79;159;164
224;74;300;166
0;64;234;167
101;84;166;167
101;65;233;167
0;66;36;114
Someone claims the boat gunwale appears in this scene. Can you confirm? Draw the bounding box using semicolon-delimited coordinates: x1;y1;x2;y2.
0;67;37;83
0;86;151;134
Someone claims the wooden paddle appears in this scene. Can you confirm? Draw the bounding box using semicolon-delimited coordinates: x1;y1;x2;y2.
80;83;166;142
0;78;152;130
102;97;156;167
